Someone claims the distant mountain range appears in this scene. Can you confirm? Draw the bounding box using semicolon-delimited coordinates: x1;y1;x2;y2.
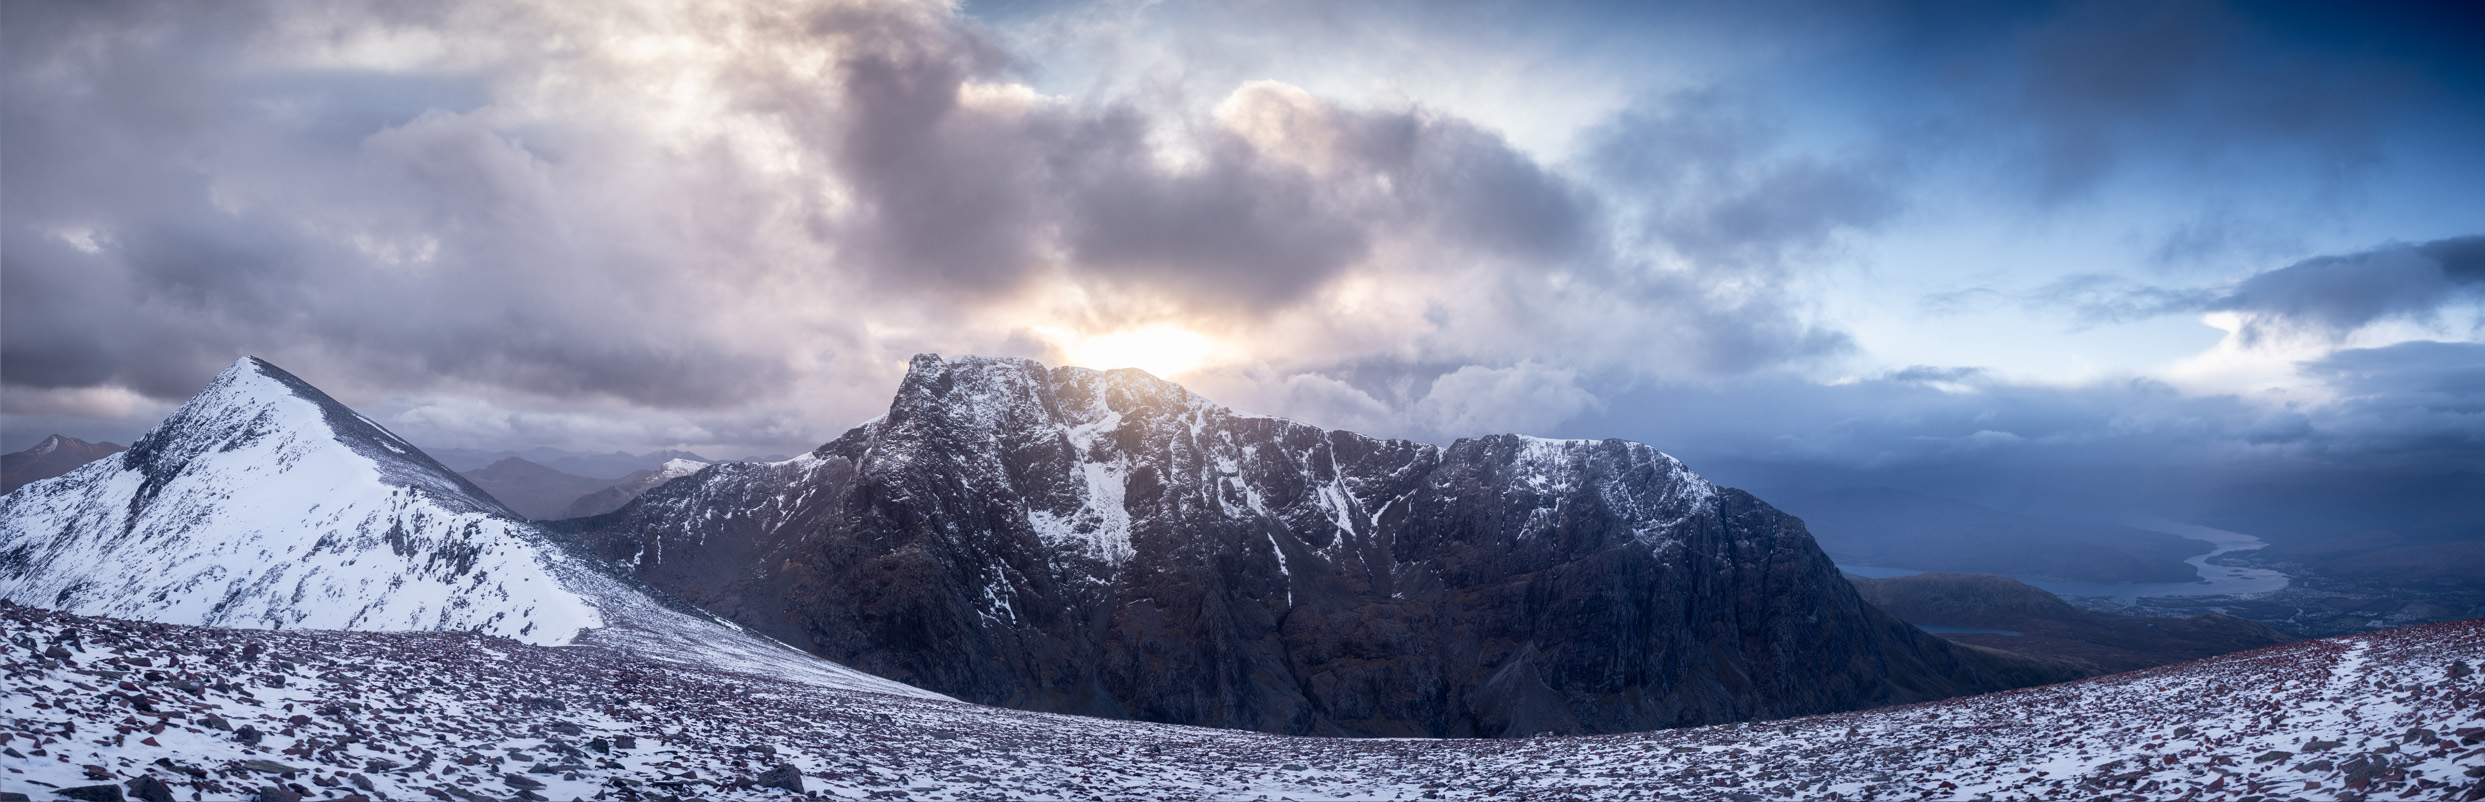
1;434;124;493
427;445;718;480
454;456;711;521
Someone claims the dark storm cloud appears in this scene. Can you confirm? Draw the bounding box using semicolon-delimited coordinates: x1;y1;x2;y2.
1964;236;2485;336
1996;1;2395;205
813;23;1598;312
1;0;798;410
2211;236;2485;342
3;0;1861;459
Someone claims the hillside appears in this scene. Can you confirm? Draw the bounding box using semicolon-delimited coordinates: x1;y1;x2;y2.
1848;572;2300;675
3;604;2478;800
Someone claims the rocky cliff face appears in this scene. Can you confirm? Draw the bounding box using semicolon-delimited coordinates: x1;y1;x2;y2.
564;354;2067;736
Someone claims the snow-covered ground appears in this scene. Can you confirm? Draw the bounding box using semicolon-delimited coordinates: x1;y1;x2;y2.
5;604;2478;801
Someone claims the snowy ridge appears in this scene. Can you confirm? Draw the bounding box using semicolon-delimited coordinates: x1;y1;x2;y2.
0;358;594;642
891;355;1724;565
6;606;2480;800
0;357;938;701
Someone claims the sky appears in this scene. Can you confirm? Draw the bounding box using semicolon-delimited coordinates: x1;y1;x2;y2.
4;0;2482;517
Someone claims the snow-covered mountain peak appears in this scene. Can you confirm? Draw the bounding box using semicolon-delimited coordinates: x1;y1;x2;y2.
0;357;944;699
125;356;510;517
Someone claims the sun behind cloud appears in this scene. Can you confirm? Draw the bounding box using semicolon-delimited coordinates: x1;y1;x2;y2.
1049;323;1225;378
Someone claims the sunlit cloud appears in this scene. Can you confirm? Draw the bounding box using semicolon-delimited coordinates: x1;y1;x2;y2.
1042;323;1227;379
1;0;2479;508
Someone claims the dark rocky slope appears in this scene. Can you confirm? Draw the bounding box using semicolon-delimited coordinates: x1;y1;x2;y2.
562;354;2070;737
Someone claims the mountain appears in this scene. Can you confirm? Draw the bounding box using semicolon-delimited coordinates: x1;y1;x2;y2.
432;446;714;480
0;356;933;699
1774;487;2212;583
1847;572;2299;674
0;434;125;494
456;457;617;520
557;457;709;519
561;354;2067;738
8;604;2479;800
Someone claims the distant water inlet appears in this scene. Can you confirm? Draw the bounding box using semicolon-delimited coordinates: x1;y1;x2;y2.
1915;625;2023;636
1839;519;2292;605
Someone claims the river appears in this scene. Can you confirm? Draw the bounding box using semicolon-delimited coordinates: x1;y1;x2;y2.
1838;519;2292;604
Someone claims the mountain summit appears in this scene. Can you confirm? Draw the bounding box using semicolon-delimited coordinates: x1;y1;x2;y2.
566;354;2068;736
1;434;126;494
0;357;934;698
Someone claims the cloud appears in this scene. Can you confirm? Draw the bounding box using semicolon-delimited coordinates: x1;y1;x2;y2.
3;0;1886;459
2296;341;2485;461
2026;274;2221;328
5;0;2475;502
1955;236;2485;340
1411;362;1601;438
1996;1;2396;204
1583;89;1903;275
1554;348;2485;519
2210;236;2485;343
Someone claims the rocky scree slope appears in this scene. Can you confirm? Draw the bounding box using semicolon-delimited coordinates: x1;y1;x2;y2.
564;354;2067;738
4;605;2481;801
0;357;932;700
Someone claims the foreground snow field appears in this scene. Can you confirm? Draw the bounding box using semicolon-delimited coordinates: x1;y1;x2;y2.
3;605;2479;801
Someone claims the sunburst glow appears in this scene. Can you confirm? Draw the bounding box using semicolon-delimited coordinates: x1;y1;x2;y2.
1052;323;1224;378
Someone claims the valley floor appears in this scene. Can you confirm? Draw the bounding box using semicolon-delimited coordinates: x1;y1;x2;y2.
2;605;2480;801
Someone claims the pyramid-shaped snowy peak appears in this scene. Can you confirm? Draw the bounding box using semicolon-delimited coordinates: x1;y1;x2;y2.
0;357;938;698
